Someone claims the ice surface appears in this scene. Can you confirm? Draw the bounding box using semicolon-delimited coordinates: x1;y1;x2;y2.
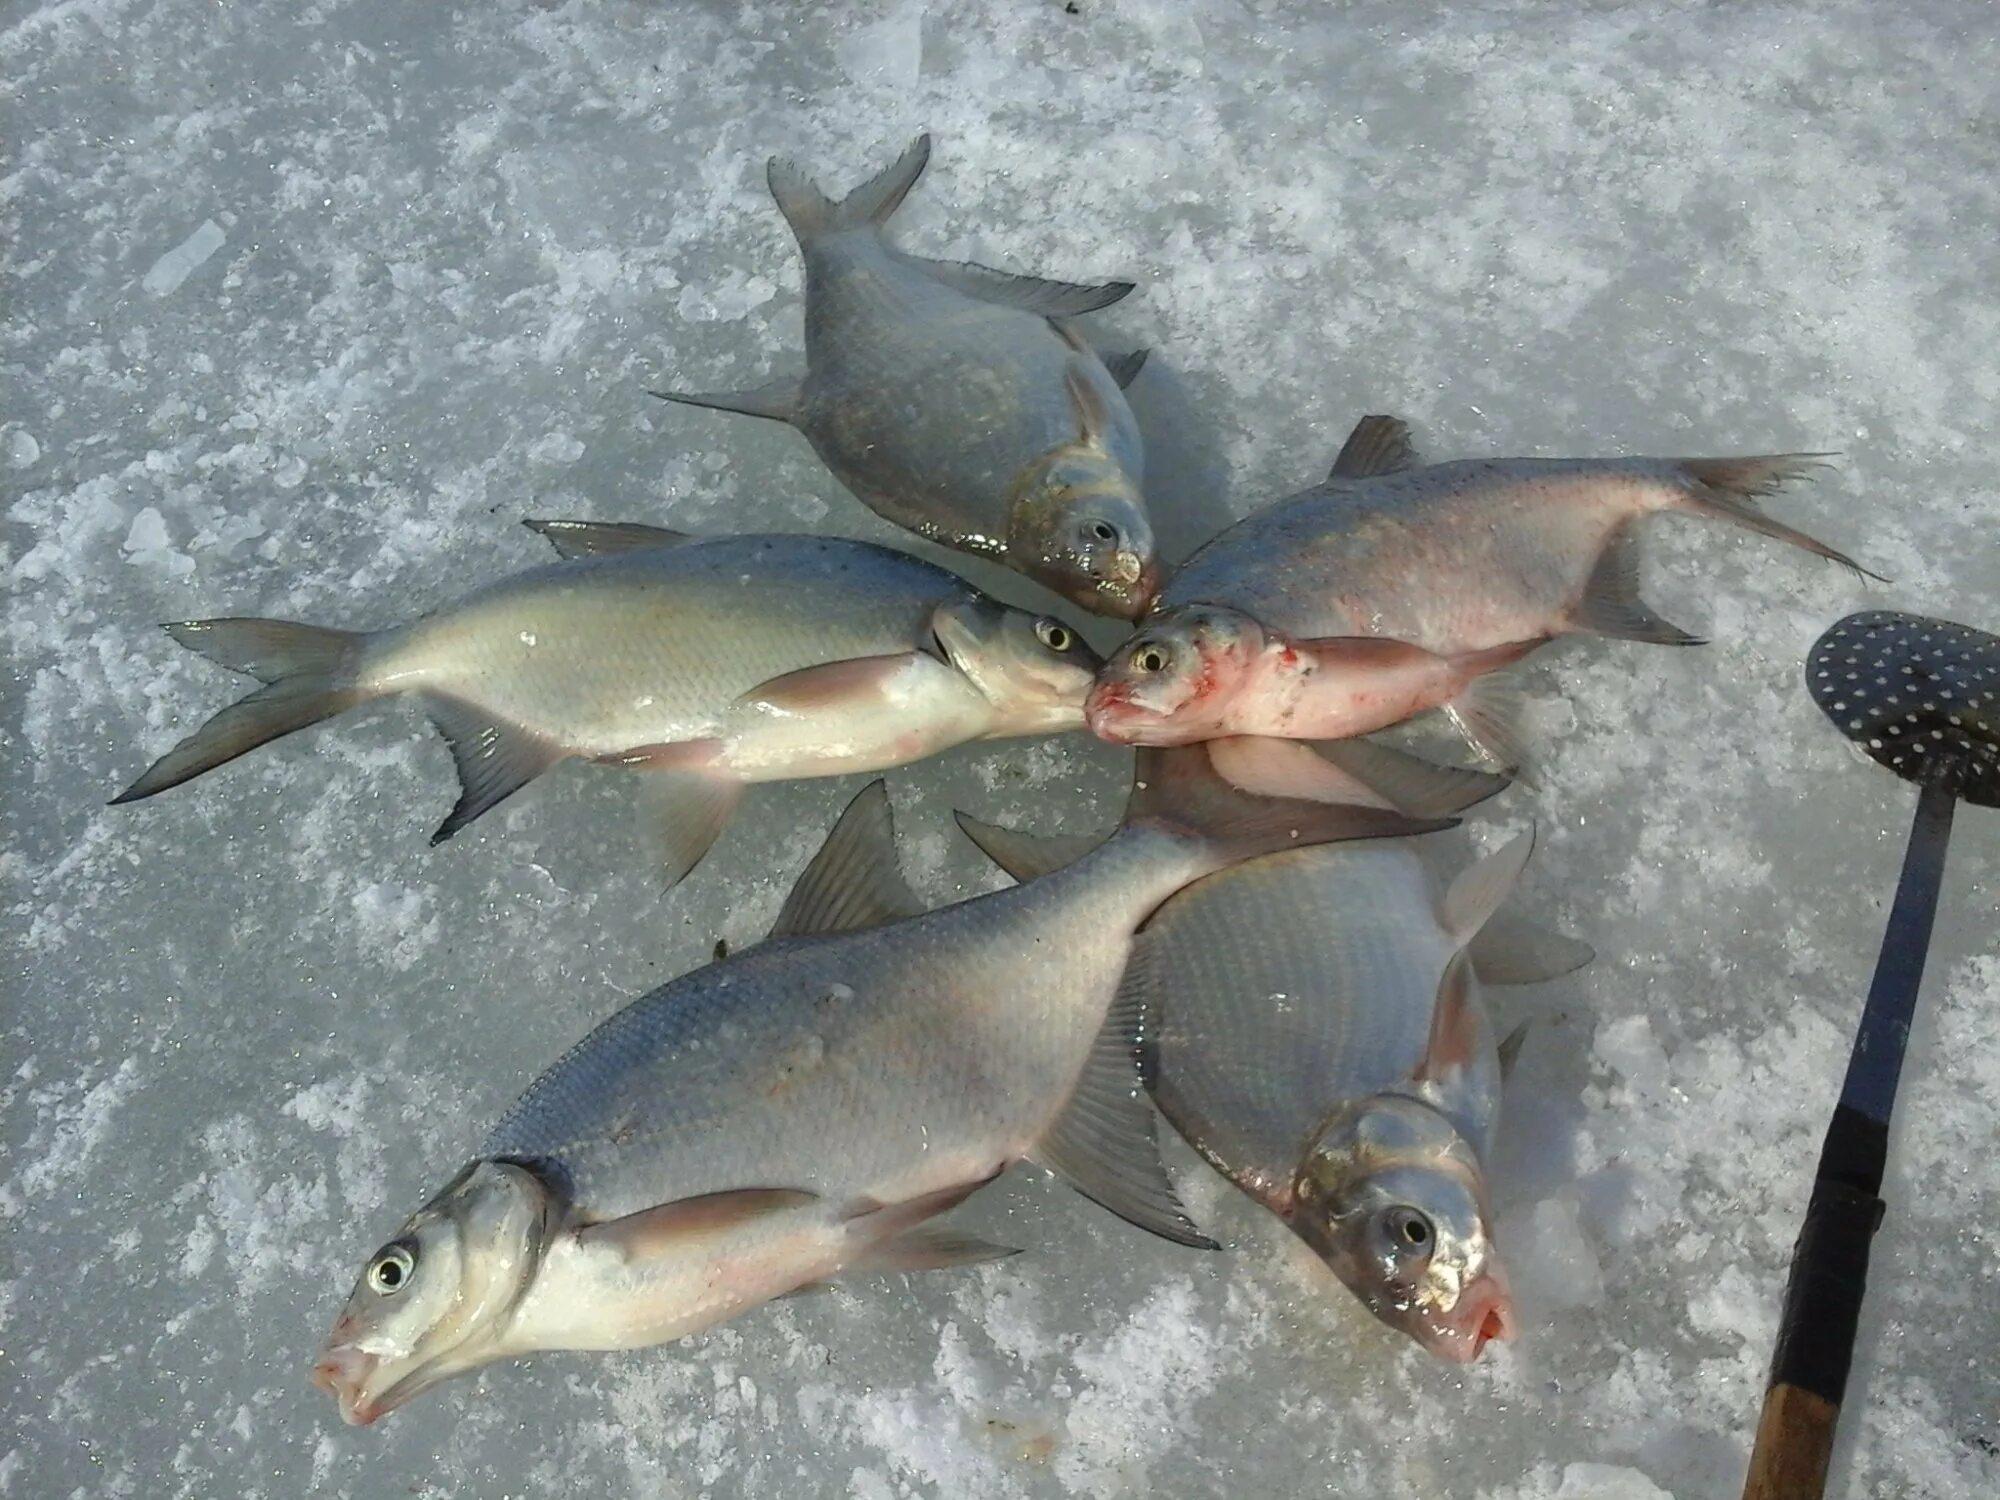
4;1;1997;1498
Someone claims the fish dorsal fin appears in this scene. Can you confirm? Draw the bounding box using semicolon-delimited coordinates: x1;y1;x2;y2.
953;810;1110;883
769;781;924;939
1328;415;1420;480
1311;738;1512;818
422;696;567;845
915;256;1137;317
1440;829;1537;945
523;517;695;561
1034;962;1218;1249
576;1187;819;1263
1101;347;1149;389
1413;949;1481;1086
1064;358;1118;450
1467;912;1595;985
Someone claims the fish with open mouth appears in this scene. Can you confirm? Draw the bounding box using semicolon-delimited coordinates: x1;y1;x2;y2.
1087;415;1877;760
657;134;1159;618
310;755;1450;1424
962;793;1591;1362
111;521;1097;885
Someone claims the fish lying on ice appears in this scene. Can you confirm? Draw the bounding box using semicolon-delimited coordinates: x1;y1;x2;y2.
112;521;1098;884
310;755;1450;1424
657;134;1159;618
1087;415;1877;760
962;796;1591;1362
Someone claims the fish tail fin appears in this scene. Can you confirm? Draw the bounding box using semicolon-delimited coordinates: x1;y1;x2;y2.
1125;744;1457;866
1672;454;1885;582
767;133;931;241
110;619;368;804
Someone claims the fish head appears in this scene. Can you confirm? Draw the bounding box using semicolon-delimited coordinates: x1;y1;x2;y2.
930;598;1103;733
312;1159;550;1425
1006;447;1159;619
1291;1094;1515;1364
1084;606;1266;744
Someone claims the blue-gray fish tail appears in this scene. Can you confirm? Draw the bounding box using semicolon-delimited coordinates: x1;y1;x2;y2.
766;133;931;242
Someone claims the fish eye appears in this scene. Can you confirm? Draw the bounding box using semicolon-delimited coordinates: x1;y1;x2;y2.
367;1242;417;1296
1085;520;1118;544
1034;619;1075;653
1383;1208;1434;1254
1133;643;1171;674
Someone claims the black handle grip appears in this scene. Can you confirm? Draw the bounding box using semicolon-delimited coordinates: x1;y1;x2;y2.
1767;1167;1886;1404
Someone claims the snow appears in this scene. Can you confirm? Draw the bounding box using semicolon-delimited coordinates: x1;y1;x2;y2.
4;1;1997;1498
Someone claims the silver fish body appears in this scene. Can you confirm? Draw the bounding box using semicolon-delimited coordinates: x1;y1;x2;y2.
113;526;1097;881
661;136;1159;617
311;760;1445;1423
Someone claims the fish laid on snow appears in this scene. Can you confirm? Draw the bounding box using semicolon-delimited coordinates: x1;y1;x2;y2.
966;798;1592;1362
1087;415;1877;760
311;757;1450;1424
658;134;1159;618
111;521;1097;884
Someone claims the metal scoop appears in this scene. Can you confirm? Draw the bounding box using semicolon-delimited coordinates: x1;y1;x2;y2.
1743;610;2000;1499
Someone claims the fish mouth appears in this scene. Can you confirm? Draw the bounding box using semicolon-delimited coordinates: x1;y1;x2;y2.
311;1344;432;1427
1419;1274;1517;1364
1078;556;1157;619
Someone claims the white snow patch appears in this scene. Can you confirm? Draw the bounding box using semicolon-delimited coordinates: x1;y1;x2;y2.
12;1058;142;1203
141;219;226;297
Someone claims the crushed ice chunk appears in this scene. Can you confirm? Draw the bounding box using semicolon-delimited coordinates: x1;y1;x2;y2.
1556;1462;1677;1499
142;219;227;297
527;432;587;464
4;428;38;468
272;455;308;489
122;506;197;576
1595;1013;1671;1098
1506;1194;1606;1312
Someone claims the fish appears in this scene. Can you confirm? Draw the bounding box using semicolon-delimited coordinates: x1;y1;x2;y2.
310;755;1452;1424
963;801;1592;1363
110;521;1099;885
1087;415;1878;760
656;134;1160;619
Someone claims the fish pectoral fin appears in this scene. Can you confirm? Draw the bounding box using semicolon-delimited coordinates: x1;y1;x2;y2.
849;1225;1021;1274
1571;524;1707;645
736;654;924;716
1295;634;1447;672
423;697;568;845
1062;356;1119;449
1441;828;1537;946
909;254;1136;317
1034;974;1219;1250
1327;414;1421;480
1413;949;1483;1087
1100;348;1150;390
649;375;801;426
1466;911;1596;985
576;1187;821;1264
768;780;925;939
1205;734;1397;810
1310;738;1512;818
523;517;695;561
951;811;1108;883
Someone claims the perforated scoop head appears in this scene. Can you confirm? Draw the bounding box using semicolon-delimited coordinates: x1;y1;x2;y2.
1807;610;2000;808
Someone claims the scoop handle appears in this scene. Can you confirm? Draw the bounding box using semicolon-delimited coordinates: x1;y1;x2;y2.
1741;771;1957;1500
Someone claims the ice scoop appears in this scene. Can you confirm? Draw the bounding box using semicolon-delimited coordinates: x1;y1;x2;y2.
1743;610;2000;1499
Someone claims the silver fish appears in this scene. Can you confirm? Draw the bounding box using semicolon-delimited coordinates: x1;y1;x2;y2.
1126;831;1594;1361
310;755;1447;1424
658;135;1159;618
1088;415;1876;759
111;521;1097;884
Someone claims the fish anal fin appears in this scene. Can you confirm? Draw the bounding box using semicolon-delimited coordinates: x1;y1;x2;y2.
1034;976;1218;1250
1101;348;1150;389
650;376;801;425
577;1187;820;1263
1467;910;1595;985
649;768;744;890
737;654;923;716
1328;414;1420;480
953;811;1110;883
769;780;924;939
524;517;694;561
1441;829;1537;944
916;256;1136;317
424;696;568;845
1571;525;1706;645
